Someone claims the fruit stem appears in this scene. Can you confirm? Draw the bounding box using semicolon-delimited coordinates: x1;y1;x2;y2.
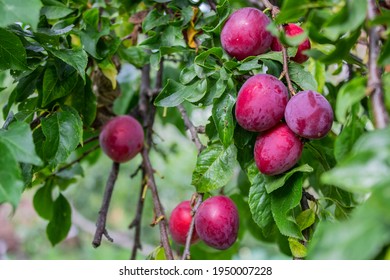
181;193;204;260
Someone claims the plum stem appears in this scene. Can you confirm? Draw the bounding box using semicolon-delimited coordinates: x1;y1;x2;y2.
181;193;204;260
367;0;389;129
92;161;120;248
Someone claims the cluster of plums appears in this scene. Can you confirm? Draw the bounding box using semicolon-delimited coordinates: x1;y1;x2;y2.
97;6;333;254
221;7;333;176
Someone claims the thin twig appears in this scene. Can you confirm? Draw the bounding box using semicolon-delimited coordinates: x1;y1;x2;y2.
261;0;280;17
181;193;204;260
92;161;120;247
281;46;296;96
30;112;49;130
367;0;389;129
2;111;14;129
56;145;99;175
177;104;205;153
207;0;217;11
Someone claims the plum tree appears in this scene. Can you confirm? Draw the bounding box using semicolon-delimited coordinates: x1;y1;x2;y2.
221;7;273;60
235;73;289;132
99;115;144;163
254;123;304;176
284;90;334;139
169;201;199;245
271;23;311;64
194;196;239;250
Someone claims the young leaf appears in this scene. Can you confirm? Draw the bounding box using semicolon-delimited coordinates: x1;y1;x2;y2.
46;193;72;246
192;143;237;193
270;173;303;239
0;28;27;70
296;209;316;231
212;92;236;148
288;237;307;258
0;142;24;208
0;121;42;166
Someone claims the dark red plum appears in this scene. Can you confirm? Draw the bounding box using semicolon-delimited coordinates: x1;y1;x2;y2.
99;115;144;163
169;200;199;245
235;74;289;132
195;196;239;250
271;23;311;64
254;123;303;176
284;90;333;139
221;7;273;60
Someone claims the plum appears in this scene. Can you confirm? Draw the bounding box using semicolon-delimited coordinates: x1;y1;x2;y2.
169;200;199;245
254;123;303;176
99;115;144;163
271;23;311;64
221;7;273;60
194;196;239;250
235;73;289;132
284;90;333;139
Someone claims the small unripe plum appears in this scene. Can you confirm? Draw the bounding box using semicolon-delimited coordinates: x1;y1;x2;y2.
99;115;144;163
284;90;333;139
271;23;311;64
169;201;199;245
235;74;289;132
221;7;273;60
195;196;239;250
254;123;303;176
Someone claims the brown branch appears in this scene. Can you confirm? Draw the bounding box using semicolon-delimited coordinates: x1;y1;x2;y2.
92;161;120;247
367;0;389;129
177;104;205;153
129;176;146;260
207;0;217;11
137;62;174;260
30;112;49;130
261;0;280;18
181;193;203;260
281;46;296;96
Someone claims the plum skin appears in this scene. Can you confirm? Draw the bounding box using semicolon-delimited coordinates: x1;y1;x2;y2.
254;123;303;176
194;196;239;250
99;115;144;163
169;201;199;245
284;90;333;139
271;23;311;64
235;73;289;132
221;7;273;60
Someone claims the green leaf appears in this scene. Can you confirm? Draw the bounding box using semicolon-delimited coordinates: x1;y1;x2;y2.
0;142;24;208
248;170;274;236
0;0;42;29
0;121;42;165
48;48;88;82
275;0;310;24
308;184;390;259
379;38;390;66
0;28;27;70
46;193;72;246
288;62;317;91
334;116;365;162
308;60;326;93
179;65;197;85
271;173;303;239
146;246;167;260
212;93;236;148
41;108;83;165
288;237;307;258
322;127;390;193
118;46;150;68
142;9;170;32
296;209;316;231
41;4;74;20
335;77;366;124
322;0;366;41
192;143;237;193
42;65;79;106
264;164;313;193
33;181;54;220
202;0;231;33
154;79;207;107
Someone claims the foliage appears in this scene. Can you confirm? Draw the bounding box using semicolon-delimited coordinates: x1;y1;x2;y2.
0;0;390;260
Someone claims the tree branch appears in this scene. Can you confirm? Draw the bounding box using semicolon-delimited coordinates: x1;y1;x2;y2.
55;145;99;175
177;104;205;153
92;161;120;247
181;193;203;260
137;63;174;260
367;0;389;129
